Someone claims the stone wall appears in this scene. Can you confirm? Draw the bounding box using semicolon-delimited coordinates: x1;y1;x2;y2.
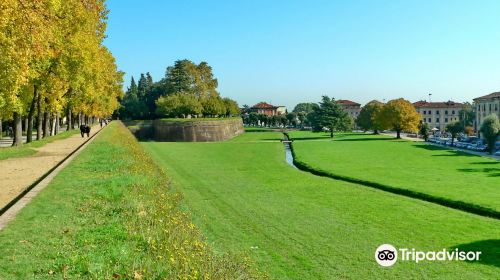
152;118;244;142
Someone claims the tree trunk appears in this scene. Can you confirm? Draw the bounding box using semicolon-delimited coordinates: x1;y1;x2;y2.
43;111;50;138
373;129;379;134
330;127;334;138
396;130;401;139
26;87;37;143
12;112;23;146
36;93;42;140
55;113;60;135
0;119;2;139
23;117;28;135
67;108;72;131
50;114;56;136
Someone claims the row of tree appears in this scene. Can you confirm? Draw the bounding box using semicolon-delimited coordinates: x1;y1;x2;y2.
0;0;123;146
116;60;240;119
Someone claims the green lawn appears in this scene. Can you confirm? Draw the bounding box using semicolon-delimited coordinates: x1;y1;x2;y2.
0;122;257;279
0;128;79;161
289;132;500;214
141;130;500;279
161;117;242;122
230;127;284;142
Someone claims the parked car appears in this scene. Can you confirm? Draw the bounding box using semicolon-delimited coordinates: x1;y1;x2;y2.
494;150;500;156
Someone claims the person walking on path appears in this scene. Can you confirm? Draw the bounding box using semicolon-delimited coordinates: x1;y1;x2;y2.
79;124;86;138
85;125;91;137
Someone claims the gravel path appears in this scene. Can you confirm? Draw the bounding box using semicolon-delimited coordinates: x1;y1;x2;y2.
0;125;103;209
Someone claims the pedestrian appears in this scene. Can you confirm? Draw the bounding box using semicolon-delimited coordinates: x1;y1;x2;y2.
85;125;91;137
100;119;103;128
79;124;86;138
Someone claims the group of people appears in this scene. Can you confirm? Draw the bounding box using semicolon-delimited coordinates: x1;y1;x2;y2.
80;118;111;138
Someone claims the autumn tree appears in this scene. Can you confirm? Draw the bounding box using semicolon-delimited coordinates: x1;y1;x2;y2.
379;98;420;139
356;100;384;133
0;0;123;146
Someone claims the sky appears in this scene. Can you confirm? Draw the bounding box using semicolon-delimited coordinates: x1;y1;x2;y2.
104;0;500;110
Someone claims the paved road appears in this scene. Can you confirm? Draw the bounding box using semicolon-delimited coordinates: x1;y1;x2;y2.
382;132;499;160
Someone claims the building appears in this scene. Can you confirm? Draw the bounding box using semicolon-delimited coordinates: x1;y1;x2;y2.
473;92;500;131
413;100;464;131
250;102;287;116
337;100;361;121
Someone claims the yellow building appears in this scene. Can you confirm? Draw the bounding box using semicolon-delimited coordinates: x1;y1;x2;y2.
473;92;500;131
413;101;464;132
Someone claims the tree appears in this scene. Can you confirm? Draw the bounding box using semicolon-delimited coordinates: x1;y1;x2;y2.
419;121;430;141
222;98;240;117
446;121;462;144
459;102;475;129
137;73;148;100
248;112;258;126
309;96;352;137
201;92;224;117
464;126;474;136
479;114;500;154
286;112;298;127
156;93;203;118
379;98;420;139
293;103;318;114
356;100;384;133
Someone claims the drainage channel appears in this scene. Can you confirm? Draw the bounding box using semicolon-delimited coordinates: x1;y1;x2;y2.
282;133;297;169
281;132;500;220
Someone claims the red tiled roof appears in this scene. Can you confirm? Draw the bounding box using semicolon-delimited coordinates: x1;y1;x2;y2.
473;92;500;101
251;102;277;109
337;99;360;106
413;100;463;108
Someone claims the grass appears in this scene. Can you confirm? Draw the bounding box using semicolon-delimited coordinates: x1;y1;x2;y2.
289;132;500;214
0;128;79;161
0;122;260;279
161;117;242;122
141;130;500;279
229;127;284;142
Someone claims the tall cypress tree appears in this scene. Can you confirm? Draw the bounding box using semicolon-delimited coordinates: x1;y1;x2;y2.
137;73;147;100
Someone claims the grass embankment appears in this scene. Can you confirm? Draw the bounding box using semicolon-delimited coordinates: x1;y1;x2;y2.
0;129;79;161
142;130;500;279
0;122;260;279
289;132;500;216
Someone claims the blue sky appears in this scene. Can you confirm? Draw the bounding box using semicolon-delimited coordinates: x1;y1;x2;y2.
104;0;500;109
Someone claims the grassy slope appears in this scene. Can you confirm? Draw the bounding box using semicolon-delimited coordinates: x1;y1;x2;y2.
0;122;258;279
0;129;79;160
289;132;500;212
142;130;500;279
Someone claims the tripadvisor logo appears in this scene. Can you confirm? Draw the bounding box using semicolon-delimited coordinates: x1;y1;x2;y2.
375;244;481;267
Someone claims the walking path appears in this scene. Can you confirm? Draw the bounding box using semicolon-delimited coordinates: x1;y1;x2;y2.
0;125;103;211
0;127;71;148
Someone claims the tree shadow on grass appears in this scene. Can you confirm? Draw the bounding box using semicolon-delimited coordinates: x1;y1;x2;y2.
335;137;390;142
457;167;500;177
451;239;500;268
290;136;332;141
455;160;500;177
412;144;478;157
